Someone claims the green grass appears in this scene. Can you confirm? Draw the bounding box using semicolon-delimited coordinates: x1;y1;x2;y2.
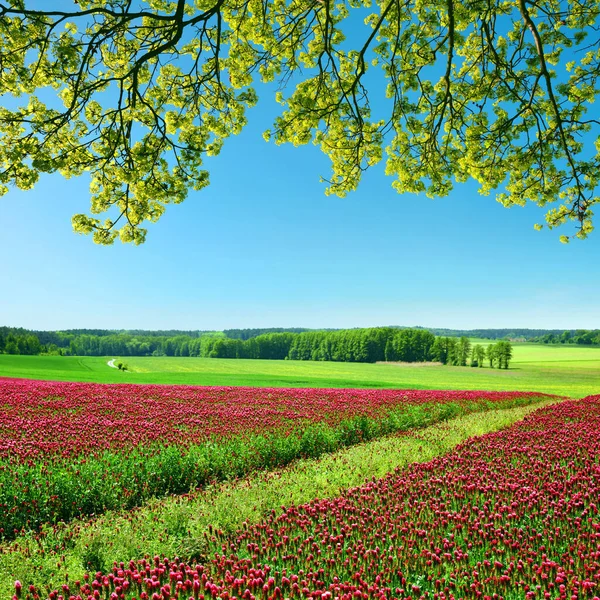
0;398;557;596
1;342;599;396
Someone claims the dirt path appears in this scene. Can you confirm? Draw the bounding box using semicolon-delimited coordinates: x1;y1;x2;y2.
107;358;117;369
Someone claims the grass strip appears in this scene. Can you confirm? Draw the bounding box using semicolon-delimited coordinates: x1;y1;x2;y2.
0;397;559;596
2;351;600;398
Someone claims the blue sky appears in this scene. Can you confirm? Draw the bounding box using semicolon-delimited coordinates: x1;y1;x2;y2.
1;9;599;331
2;95;598;332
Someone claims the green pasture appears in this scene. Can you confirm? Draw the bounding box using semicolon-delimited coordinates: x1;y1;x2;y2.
0;342;599;397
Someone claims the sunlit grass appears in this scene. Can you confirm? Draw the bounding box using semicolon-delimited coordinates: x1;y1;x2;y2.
2;342;600;396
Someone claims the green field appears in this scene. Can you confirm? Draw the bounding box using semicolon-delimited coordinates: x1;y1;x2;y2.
1;342;599;397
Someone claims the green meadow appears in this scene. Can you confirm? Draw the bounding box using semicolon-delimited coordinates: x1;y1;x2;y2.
1;341;599;397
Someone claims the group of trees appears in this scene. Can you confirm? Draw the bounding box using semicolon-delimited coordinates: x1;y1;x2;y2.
484;341;514;369
430;337;473;366
202;333;297;360
1;326;439;362
0;325;511;369
533;329;600;345
64;333;216;357
202;328;513;368
0;331;43;355
288;329;418;363
429;328;565;341
422;337;512;368
203;328;437;363
0;326;223;357
431;328;600;346
469;341;513;369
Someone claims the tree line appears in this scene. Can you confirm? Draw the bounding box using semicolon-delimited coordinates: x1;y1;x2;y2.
0;332;43;356
202;329;435;362
532;329;600;345
0;325;512;368
0;327;223;357
428;327;566;340
202;329;513;368
424;337;512;368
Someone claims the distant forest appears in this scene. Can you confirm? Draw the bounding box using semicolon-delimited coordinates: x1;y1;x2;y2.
224;328;312;340
202;330;512;368
0;326;223;357
0;325;597;361
0;326;600;364
0;325;515;367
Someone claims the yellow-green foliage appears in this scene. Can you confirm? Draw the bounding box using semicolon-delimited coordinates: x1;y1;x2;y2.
1;1;599;242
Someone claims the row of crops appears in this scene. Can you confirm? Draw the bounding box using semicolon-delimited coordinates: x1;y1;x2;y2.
0;378;552;539
3;377;599;599
12;395;598;600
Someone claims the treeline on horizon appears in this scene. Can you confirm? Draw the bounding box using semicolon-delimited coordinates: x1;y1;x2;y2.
202;329;512;368
0;326;511;367
0;324;598;360
0;327;224;357
531;330;600;345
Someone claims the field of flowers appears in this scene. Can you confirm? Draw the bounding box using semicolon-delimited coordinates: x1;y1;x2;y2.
24;394;600;600
0;377;553;540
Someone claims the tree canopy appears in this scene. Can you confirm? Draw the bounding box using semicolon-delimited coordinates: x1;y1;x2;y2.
1;0;599;243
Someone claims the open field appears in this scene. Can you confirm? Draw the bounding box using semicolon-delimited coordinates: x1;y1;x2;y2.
0;348;596;597
0;398;558;596
0;378;550;540
1;342;600;396
6;395;598;599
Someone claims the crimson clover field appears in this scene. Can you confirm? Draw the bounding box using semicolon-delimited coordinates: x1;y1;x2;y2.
1;377;548;539
1;376;599;600
43;395;597;600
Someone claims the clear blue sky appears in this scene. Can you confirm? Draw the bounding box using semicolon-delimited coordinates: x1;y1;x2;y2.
1;21;599;331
